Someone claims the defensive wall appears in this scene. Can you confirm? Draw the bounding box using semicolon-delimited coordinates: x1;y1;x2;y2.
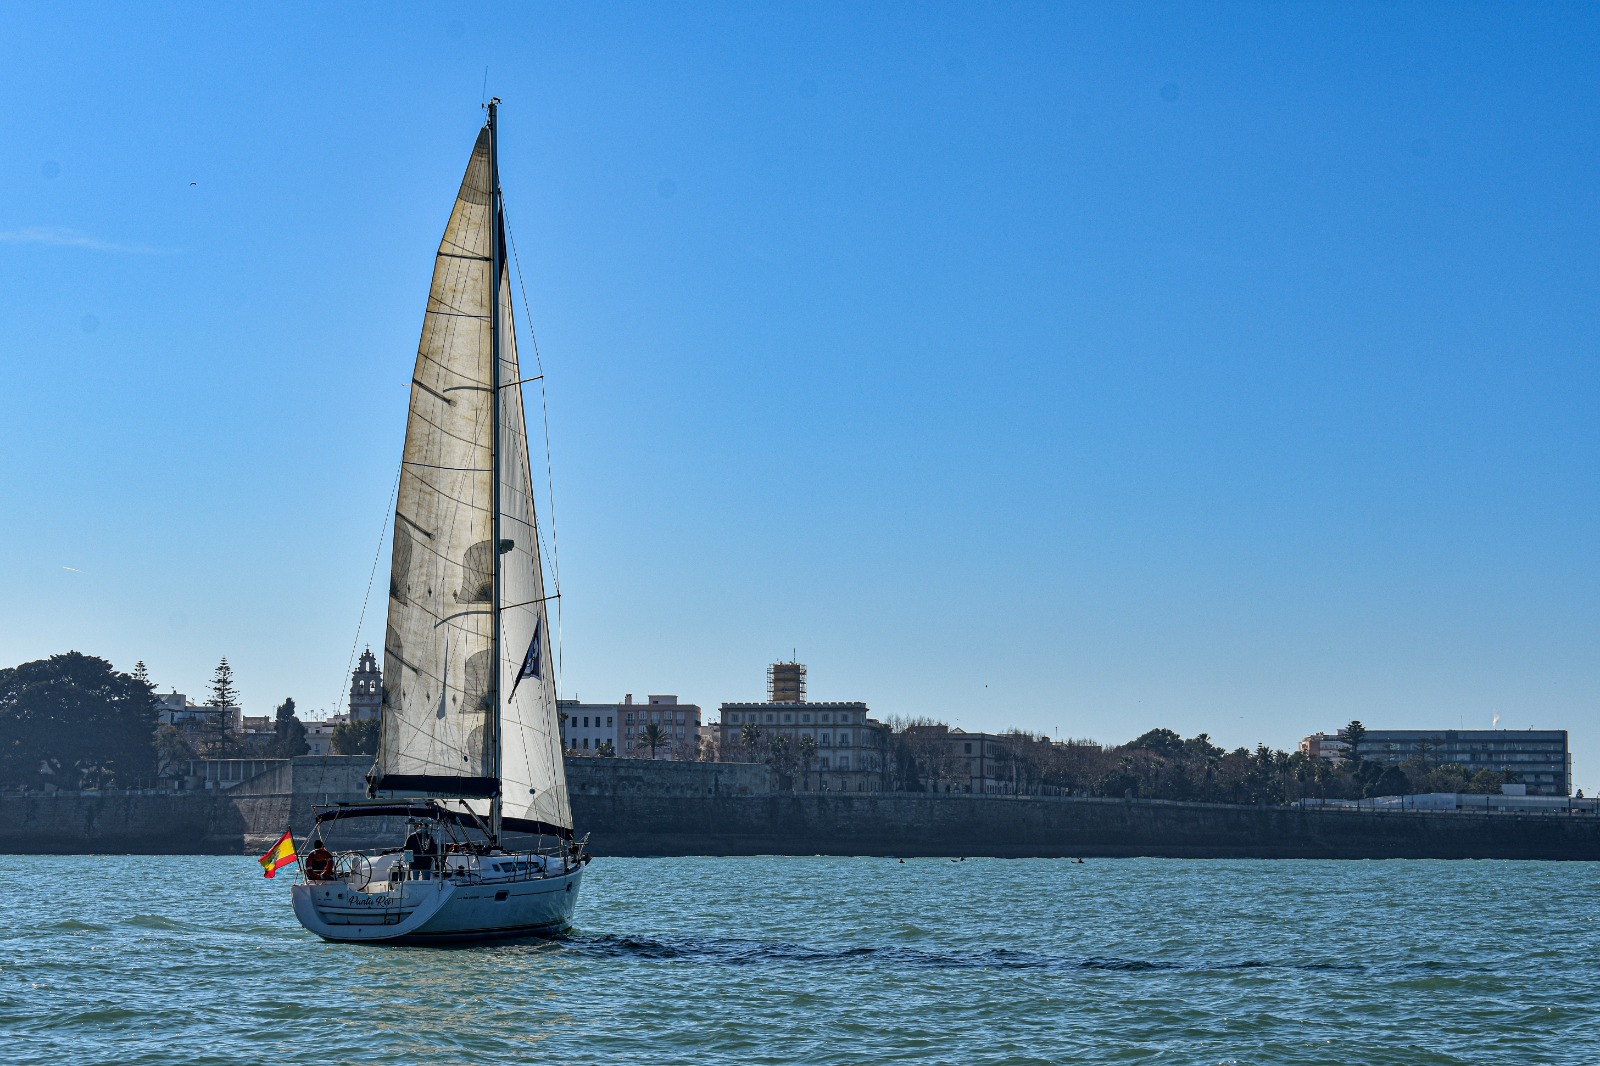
4;756;1600;859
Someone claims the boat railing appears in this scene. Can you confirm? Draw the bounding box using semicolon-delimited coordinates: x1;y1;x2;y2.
327;837;585;889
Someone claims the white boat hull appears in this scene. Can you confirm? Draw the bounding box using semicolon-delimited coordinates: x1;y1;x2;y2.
292;864;583;944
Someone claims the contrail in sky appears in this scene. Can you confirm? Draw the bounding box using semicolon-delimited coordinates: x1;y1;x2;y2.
0;227;168;254
62;566;85;574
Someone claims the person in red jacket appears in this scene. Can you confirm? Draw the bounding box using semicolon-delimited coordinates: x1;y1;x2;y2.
304;838;337;881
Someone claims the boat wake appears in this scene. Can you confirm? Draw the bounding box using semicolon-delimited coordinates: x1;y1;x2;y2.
560;933;1371;975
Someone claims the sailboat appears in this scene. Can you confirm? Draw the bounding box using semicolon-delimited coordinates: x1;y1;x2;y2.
291;100;587;943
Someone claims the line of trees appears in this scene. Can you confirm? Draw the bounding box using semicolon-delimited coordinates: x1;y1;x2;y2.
0;652;314;791
699;713;1519;804
880;719;1518;804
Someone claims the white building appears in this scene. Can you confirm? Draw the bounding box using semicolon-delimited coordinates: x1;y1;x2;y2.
558;700;620;755
718;664;889;791
620;695;702;760
156;691;241;734
305;714;349;757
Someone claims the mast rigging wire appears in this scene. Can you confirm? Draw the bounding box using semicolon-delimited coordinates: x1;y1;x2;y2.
333;459;403;719
501;201;566;690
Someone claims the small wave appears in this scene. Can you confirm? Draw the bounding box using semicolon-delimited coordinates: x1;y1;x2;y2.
29;919;109;934
123;914;184;930
1080;956;1180;971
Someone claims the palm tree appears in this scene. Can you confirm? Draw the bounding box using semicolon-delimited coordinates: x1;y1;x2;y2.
739;722;763;756
767;733;795;790
639;722;667;760
797;734;818;790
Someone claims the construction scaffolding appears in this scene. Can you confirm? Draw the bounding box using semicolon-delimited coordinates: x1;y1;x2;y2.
767;661;807;703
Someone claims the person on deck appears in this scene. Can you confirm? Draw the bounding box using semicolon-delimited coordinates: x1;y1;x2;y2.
304;838;336;881
403;827;437;873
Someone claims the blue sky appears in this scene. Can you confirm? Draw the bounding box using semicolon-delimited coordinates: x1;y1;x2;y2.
2;3;1596;789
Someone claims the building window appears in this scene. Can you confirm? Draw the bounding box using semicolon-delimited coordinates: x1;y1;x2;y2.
838;756;850;770
964;742;972;754
801;713;811;723
583;738;589;749
607;716;612;727
819;733;830;746
821;713;831;723
783;714;793;723
839;731;851;746
765;714;774;724
627;713;634;723
728;713;740;723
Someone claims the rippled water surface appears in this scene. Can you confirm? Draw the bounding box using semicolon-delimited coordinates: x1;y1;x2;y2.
2;855;1597;1064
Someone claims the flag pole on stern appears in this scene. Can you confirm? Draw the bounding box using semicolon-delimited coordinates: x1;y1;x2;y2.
258;829;298;879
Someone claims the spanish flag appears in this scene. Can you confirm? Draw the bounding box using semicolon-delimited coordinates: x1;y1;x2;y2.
258;829;298;878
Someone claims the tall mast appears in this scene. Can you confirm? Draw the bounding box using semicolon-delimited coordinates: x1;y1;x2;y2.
487;97;504;846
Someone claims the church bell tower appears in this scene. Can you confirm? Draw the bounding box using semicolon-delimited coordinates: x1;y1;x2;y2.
349;647;382;722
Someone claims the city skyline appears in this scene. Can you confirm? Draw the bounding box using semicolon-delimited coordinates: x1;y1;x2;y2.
2;4;1595;791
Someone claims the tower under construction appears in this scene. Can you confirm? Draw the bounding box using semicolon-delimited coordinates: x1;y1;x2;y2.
767;660;806;703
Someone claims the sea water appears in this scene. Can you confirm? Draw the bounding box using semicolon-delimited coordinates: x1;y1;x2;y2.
1;854;1596;1065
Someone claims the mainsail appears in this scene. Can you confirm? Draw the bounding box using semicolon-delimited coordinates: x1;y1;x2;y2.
373;108;571;839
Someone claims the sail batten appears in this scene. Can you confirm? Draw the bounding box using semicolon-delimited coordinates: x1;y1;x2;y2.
374;114;572;837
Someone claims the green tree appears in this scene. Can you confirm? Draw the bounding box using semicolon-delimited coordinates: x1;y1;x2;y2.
197;657;241;758
796;734;818;790
1338;720;1368;765
208;657;238;708
766;733;797;790
0;652;159;789
739;722;763;753
638;722;667;760
596;740;615;757
132;661;151;686
1466;768;1515;794
331;718;379;756
1365;764;1411;797
271;698;309;758
154;723;195;776
1126;728;1186;757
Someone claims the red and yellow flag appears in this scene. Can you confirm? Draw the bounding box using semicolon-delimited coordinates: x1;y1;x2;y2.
258;829;298;879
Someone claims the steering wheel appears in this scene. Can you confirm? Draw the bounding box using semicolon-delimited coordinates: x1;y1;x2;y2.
335;852;373;891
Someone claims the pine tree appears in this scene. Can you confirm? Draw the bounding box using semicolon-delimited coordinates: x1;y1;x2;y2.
208;658;238;709
132;661;150;686
199;658;240;757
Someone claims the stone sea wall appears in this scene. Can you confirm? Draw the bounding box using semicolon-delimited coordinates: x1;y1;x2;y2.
572;791;1600;860
0;790;266;854
4;755;1599;859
